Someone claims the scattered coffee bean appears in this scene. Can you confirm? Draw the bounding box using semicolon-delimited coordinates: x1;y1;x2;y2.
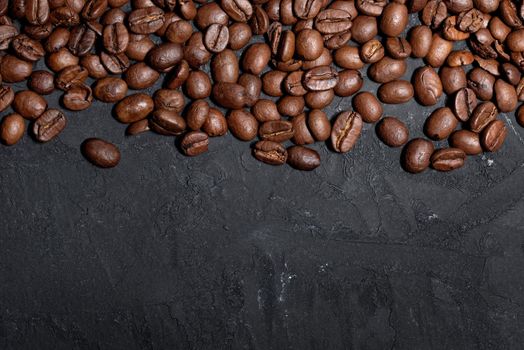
402;138;434;173
32;108;66;142
430;148;466;171
82;138;121;168
286;146;320;171
331;111;363;153
376;117;409;147
181;131;209;156
253;140;288;165
1;113;26;146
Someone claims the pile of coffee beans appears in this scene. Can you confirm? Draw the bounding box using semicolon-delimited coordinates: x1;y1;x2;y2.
0;0;523;173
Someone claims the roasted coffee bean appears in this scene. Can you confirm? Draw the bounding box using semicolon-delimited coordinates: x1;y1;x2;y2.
352;91;382;123
469;101;497;132
26;0;50;25
368;57;407;83
228;22;252;50
376;116;409;147
409;25;432;58
82;0;108;21
356;0;387;16
242;43;271;75
253;140;287;165
203;108;227;136
470;28;497;59
0;25;19;50
262;70;286;97
360;39;385;63
126;119;150;136
286;145;320;170
277;95;305;117
284;70;308;96
102;8;126;25
324;27;352;49
430;148;466;171
128;7;165;34
165;60;190;89
179;0;197;20
67;24;95;57
238;74;261;106
401;138;434;173
180;131;208;156
114;93;154;123
307;109;330;141
50;6;80;26
452;87;477;121
303;66;338;91
227;109;258;141
334;69;362;97
150;109;186;135
295;29;323;60
249;5;269;34
294;0;323;19
517;78;524;101
426;34;453;67
0;86;14;112
516;104;524;127
499;0;521;28
334;46;365;69
185;70;212;99
46;48;79;72
501;63;521;86
125;62;159;90
27;70;55;96
494;79;518;112
303;48;332;71
33;108;66;142
212;82;246;109
259;120;294;142
351;15;378;44
468;67;495;101
148;42;183;71
12;90;47;120
82;138;120;168
442;16;470;41
93;77;128;103
380;3;408;37
252;99;280;122
62;83;93;111
489;16;510;42
424;107;458;140
385;37;412;59
304;89;335;109
55;65;88;91
439;66;467;95
195;2;228;30
421;0;447;28
0;113;25;145
153;89;184;112
273;58;303;71
331;110;363;153
126;34;155;61
221;0;253;22
211;49;239;84
449;130;482;155
329;0;358;17
446;50;474;66
165;20;193;44
314;9;352;34
204;23;229;53
186;99;209;131
412;66;443;106
102;22;129;54
480;119;507;152
12;34;45;62
1;55;33;82
276;30;295;62
377;80;414;104
100;51;130;74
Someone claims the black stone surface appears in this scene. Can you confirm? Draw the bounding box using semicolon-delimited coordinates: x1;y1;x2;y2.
2;15;524;350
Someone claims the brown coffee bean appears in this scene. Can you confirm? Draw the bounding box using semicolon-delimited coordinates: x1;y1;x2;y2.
303;48;332;70
153;89;184;112
204;23;229;53
468;67;495;101
124;63;159;90
55;65;88;91
253;140;287;165
259;120;294;143
409;25;432;58
295;29;323;60
32;108;66;142
334;69;363;97
494;79;518;113
0;25;19;50
185;70;212;99
430;148;466;171
227;109;258;141
125;34;155;61
469;101;497;133
516;104;524;127
115;93;154;123
100;51;130;74
314;9;352;34
26;0;50;25
307;109;330;141
12;90;47;120
186;100;209;131
376;116;409;147
180;131;209;156
82;0;108;20
356;0;386;16
62;83;93;111
262;70;286;97
294;0;323;19
0;86;14;112
489;16;510;42
68;24;96;56
412;66;443;106
126;119;150;136
128;7;165;34
380;3;408;37
12;34;45;62
425;34;453;68
480;119;507;152
242;43;271;75
165;20;193;44
401;138;434;173
305;89;335;109
228;22;251;50
0;113;25;145
203;108;227;136
212;82;247;109
351;15;378;44
360;39;385;64
501;63;521;86
421;0;447;28
252;99;280;122
102;22;129;55
446;50;475;66
82;138;120;168
221;0;253;22
377;80;414;104
449;130;482;155
439;66;467;95
284;71;307;96
249;5;269;35
385;37;412;59
80;54;108;79
452;87;477;122
286;146;320;171
93;77;127;103
276;30;295;62
238;74;261;106
424;107;458;140
352;91;383;123
195;2;228;29
165;60;190;89
334;46;365;69
331;110;363;153
277;95;305;117
0;55;33;83
303;66;338;91
368;57;407;83
150;109;186;135
442;16;470;41
147;42;183;71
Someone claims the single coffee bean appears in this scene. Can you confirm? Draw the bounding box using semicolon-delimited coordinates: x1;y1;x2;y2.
377;80;414;104
439;66;467;95
276;30;295;62
356;0;387;16
12;90;47;120
153;89;184;112
102;22;129;54
295;29;323;60
259;119;295;143
124;62;159;90
430;148;466;171
506;28;524;52
100;51;130;74
128;7;165;34
227;109;258;141
422;0;447;28
186;99;209;131
286;146;320;171
469;101;497;133
228;22;251;50
50;6;80;27
284;70;308;96
412;66;443;106
331;110;363;153
385;37;412;59
352;91;383;123
334;69;363;97
125;34;155;61
442;16;470;41
252;99;280;122
409;25;432;58
185;70;212;99
0;25;19;50
0;113;25;145
242;43;271;75
277;95;305;117
424;107;458;140
0;86;15;112
80;54;108;79
468;67;495;101
307;109;331;141
501;63;521;86
499;0;521;27
55;65;88;91
334;46;365;69
360;39;385;64
180;131;209;156
303;48;332;70
102;8;126;25
253;140;287;165
165;60;190;89
165;20;193;44
27;70;54;96
449;130;482;155
82;0;108;20
489;16;510;42
351;15;378;44
376;116;409;147
425;34;453;68
380;3;408;37
203;108;227;136
126;119;150;136
314;9;352;34
294;0;323;19
0;55;33;83
32;108;66;142
494;79;518;113
26;0;50;25
204;23;229;53
221;0;253;22
305;89;334;109
273;58;303;72
82;138;120;168
401;138;434;173
212;82;246;109
62;83;93;111
12;34;45;62
150;109;186;135
147;42;183;71
480;119;507;152
93;77;128;103
249;5;269;35
303;66;338;91
114;93;154;123
262;70;286;97
238;74;261;106
68;24;96;56
368;57;407;83
321;31;352;50
194;2;228;29
329;0;358;17
446;50;475;66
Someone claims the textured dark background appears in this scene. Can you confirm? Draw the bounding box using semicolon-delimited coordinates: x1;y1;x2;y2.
1;13;524;350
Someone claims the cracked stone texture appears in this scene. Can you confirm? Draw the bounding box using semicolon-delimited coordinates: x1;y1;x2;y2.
1;13;524;350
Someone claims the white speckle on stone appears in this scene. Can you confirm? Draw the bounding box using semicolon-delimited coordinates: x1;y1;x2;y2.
428;213;438;220
257;289;263;309
278;271;296;303
319;263;329;272
487;159;494;167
